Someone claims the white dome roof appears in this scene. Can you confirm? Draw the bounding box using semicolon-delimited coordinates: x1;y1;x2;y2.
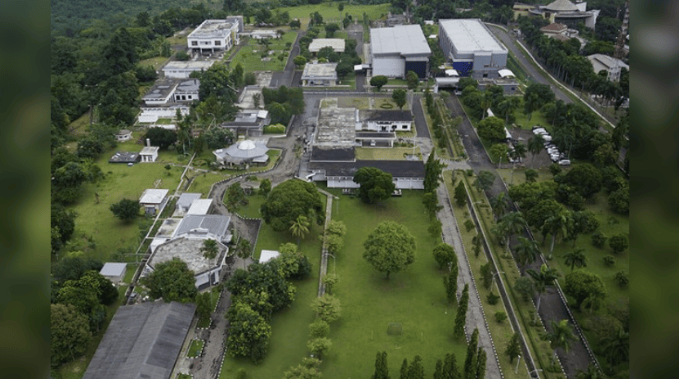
238;140;256;150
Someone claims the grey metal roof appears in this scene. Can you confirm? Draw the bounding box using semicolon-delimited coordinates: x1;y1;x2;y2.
100;262;127;277
109;151;140;164
370;25;431;56
83;301;196;379
439;19;507;54
175;79;200;94
362;110;413;122
310;147;356;162
177;193;202;210
173;215;230;240
356;132;396;139
310;160;425;178
215;140;269;159
544;0;579;12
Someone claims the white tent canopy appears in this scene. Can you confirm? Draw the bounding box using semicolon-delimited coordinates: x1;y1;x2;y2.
498;69;515;78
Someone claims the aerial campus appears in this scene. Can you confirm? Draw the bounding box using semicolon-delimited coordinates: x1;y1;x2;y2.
50;1;629;379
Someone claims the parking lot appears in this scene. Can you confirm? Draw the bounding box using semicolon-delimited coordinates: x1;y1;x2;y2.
509;127;561;169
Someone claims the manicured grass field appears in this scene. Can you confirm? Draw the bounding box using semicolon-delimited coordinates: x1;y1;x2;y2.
355;147;421;161
337;97;369;109
187;340;205;358
229;31;297;72
65;135;183;262
496;167;554;187
275;3;390;25
321;188;467;378
220;193;325;378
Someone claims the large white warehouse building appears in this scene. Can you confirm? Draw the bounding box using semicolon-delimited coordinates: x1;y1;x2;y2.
370;25;431;79
438;19;508;80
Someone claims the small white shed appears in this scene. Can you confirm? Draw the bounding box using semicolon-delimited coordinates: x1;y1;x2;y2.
100;262;127;283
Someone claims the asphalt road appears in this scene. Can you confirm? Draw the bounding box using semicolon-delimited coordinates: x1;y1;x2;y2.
443;93;595;378
271;31;303;88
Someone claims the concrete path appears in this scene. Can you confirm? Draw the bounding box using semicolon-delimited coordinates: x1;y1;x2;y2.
435;173;502;379
316;188;335;296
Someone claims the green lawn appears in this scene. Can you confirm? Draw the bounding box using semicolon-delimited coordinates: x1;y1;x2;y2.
444;172;530;379
374;97;407;110
276;3;390;25
321;188;467;378
187;340;205;358
66;137;183;262
67;112;91;135
138;56;169;71
229;31;297;72
220;194;325;378
177;374;192;379
355;147;421;161
337;97;369;109
496;167;554;187
187;172;227;197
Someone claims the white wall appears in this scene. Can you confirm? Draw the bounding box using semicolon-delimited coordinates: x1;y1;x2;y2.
163;70;191;79
372;55;405;78
366;121;412;132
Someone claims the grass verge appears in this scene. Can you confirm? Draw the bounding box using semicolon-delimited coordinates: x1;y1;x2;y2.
187;340;204;358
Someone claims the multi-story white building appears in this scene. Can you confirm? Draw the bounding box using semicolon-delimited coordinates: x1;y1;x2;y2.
438;19;508;79
187;17;243;55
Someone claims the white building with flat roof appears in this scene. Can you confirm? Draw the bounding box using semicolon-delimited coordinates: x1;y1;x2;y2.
187;18;243;54
309;38;346;53
162;60;215;79
301;63;338;86
438;19;508;79
370;25;431;78
100;263;127;283
139;188;169;215
587;54;629;82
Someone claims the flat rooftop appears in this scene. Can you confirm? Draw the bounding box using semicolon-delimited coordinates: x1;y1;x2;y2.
142;81;178;101
150;237;227;275
315;98;357;147
173;214;230;240
188;19;237;39
310;160;426;178
309;38;346;53
439;19;507;54
100;262;127;277
310;146;356;162
163;60;215;71
371;25;431;56
83;301;195;379
187;199;213;215
175;79;200;93
140;189;169;204
177;193;201;210
302;63;338;79
109;151;139;164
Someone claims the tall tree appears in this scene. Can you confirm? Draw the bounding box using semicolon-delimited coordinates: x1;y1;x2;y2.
527;134;545;165
543;319;577;365
489;192;509;220
371;76;388;91
372;351;390;379
227;301;272;363
475;348;487;379
443;266;458;304
363;221;416;279
392;89;407;110
289;215;311;245
505;332;521;363
408;355;425;379
514;236;540;275
497;211;526;246
542;209;572;252
50;304;92;367
454;180;467;207
142;257;197;303
600;328;629;366
312;294;342;323
464;328;479;379
433;243;457;270
527;264;560;313
200;239;219;259
454;284;469;339
424;148;445;193
261;179;324;232
353;167;396;204
400;358;409;379
443;352;461;379
563;248;587;271
406;70;419;90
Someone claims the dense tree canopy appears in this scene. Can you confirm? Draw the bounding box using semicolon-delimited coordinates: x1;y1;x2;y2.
261;179;324;232
110;198;140;222
353;167;396;204
227;301;272;363
226;260;295;312
51;304;92;367
564;270;607;308
363;221;416;279
142;257;197;303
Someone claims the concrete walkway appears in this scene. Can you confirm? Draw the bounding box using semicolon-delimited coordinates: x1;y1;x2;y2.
435;175;502;379
316;188;335;297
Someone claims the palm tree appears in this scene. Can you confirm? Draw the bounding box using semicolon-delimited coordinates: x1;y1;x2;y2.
527;134;545;166
236;237;252;269
489;192;509;220
514;236;540;274
510;142;527;184
527;264;560;313
542;210;572;253
575;364;601;379
600;328;629;367
543;319;578;366
580;285;606;314
563;248;587;271
498;211;525;246
289;215;310;246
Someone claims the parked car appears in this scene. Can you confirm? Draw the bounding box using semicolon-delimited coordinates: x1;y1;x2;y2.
558;159;571;166
542;135;552;142
533;128;547;134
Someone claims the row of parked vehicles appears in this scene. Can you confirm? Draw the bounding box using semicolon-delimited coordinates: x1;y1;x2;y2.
532;126;571;166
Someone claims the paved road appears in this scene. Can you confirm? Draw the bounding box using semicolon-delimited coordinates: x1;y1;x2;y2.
487;23;618;129
436;177;503;379
271;31;303;88
411;94;430;139
443;93;594;378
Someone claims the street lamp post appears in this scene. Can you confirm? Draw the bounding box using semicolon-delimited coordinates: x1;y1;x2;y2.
515;355;521;374
528;368;543;378
491;270;505;289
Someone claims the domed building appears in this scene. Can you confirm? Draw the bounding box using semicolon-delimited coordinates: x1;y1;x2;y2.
516;0;600;29
213;139;270;168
